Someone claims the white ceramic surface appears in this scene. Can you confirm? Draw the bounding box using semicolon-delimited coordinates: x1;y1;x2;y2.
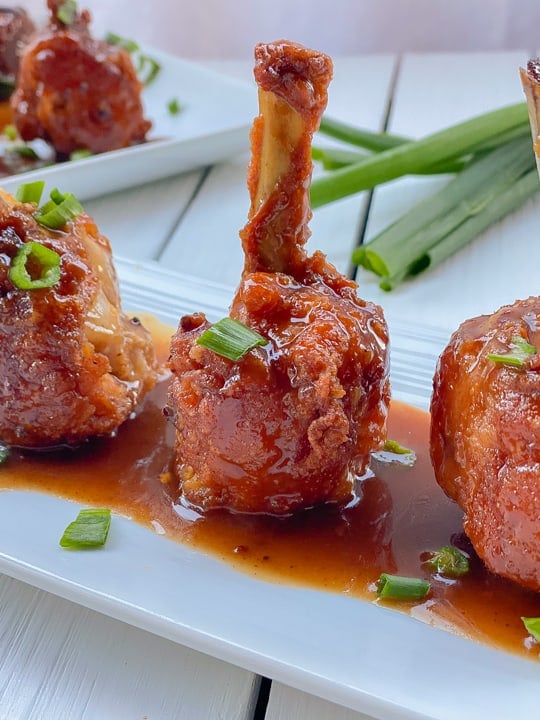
0;260;538;720
1;49;255;201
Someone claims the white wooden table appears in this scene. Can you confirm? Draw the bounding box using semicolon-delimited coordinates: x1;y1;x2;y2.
1;51;539;720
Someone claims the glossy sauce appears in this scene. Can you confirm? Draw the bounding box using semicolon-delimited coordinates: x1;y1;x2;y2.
1;322;539;661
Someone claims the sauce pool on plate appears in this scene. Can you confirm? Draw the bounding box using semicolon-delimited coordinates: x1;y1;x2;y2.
0;318;539;660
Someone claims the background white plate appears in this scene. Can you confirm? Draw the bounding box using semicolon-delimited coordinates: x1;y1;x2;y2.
0;258;538;720
0;49;255;201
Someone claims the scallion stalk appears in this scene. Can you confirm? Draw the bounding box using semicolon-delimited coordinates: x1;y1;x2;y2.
15;180;45;205
353;136;537;289
377;573;430;601
310;102;529;208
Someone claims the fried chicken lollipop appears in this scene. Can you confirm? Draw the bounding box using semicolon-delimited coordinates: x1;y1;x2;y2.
430;301;540;591
0;7;34;91
0;186;158;448
10;0;151;156
167;41;390;515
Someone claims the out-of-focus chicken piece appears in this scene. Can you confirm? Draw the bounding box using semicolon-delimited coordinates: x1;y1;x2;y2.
521;59;540;177
430;298;540;591
167;41;390;515
0;189;158;448
10;0;151;156
0;7;34;83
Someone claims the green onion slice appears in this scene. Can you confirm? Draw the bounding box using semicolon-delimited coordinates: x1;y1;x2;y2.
16;180;45;205
522;617;540;642
197;318;267;361
59;508;111;549
487;334;536;367
105;32;140;54
167;98;182;116
36;190;83;229
9;241;61;290
424;545;470;578
3;124;17;141
69;148;93;161
56;0;77;25
137;54;161;85
377;573;430;601
0;445;9;464
371;439;416;467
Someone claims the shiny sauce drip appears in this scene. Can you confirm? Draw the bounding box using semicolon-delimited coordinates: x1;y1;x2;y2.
0;322;539;661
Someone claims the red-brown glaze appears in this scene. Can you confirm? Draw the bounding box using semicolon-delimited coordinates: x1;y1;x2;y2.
431;297;540;592
167;41;389;515
1;329;539;661
0;190;157;448
0;6;34;79
10;0;151;155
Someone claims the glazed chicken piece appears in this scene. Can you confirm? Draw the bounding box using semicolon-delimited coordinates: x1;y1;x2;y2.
167;41;390;515
0;7;34;88
10;0;151;156
0;189;158;448
430;300;540;591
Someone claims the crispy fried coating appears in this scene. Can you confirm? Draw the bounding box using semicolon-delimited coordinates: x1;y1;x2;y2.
0;190;158;448
167;41;389;515
10;0;151;155
430;298;540;591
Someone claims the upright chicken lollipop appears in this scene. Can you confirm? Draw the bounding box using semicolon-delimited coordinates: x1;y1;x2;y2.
10;0;151;156
0;185;158;448
429;60;540;592
167;41;390;515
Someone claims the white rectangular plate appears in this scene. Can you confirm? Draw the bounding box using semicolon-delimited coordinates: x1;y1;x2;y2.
0;258;538;720
0;49;255;201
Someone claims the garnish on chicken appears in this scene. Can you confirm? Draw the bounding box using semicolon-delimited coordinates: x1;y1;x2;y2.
0;186;158;448
166;40;390;515
10;0;151;156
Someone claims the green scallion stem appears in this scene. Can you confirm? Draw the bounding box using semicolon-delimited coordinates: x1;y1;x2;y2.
16;180;45;205
424;546;470;578
353;136;536;287
59;508;111;549
9;241;61;290
197;317;267;361
318;115;409;151
377;573;430;601
522;617;540;642
310;102;529;208
0;445;9;464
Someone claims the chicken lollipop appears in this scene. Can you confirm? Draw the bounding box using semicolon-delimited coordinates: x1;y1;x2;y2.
167;41;390;515
10;0;151;156
0;185;158;448
430;60;540;592
0;6;34;94
430;302;540;591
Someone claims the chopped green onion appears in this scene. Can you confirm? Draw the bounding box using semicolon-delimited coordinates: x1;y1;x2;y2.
167;98;182;116
15;180;45;205
0;445;9;464
384;439;413;455
56;0;77;25
377;573;430;601
522;617;540;642
0;77;15;101
9;241;61;290
197;318;267;361
12;143;38;159
137;54;161;85
424;545;470;578
105;32;140;54
3;124;17;141
59;508;111;549
487;334;536;367
69;148;92;161
36;190;83;229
